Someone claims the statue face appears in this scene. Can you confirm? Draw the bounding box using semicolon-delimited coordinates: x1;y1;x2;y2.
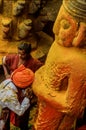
53;6;86;47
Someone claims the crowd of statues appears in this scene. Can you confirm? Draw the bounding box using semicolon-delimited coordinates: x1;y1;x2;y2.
0;0;62;64
0;0;61;42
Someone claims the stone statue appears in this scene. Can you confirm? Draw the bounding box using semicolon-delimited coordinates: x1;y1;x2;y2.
2;17;12;39
13;0;25;16
17;19;32;39
32;0;86;129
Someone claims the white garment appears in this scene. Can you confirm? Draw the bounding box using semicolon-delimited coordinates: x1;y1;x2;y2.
0;79;30;116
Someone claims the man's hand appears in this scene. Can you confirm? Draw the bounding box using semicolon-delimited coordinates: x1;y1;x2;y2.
25;87;33;99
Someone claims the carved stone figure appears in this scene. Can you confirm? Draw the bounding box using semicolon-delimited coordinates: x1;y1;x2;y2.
13;0;25;16
32;0;86;129
18;19;32;39
1;18;12;39
28;0;41;14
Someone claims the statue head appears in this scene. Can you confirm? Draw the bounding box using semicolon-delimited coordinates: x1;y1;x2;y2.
53;0;86;47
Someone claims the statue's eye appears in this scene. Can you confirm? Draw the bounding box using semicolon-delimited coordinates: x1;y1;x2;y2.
60;19;70;29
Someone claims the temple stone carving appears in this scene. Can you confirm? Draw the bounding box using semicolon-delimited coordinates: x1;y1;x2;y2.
32;0;86;129
0;0;62;64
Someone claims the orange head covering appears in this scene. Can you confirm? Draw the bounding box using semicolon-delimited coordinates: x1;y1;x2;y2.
11;64;34;88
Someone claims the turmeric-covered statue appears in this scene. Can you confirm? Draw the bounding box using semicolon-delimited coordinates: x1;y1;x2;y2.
32;0;86;129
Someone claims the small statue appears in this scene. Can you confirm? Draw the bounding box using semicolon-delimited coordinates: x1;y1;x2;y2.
18;19;32;39
13;0;25;16
2;18;12;39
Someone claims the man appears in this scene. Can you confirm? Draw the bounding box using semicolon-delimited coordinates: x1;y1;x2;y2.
3;42;43;77
0;64;34;130
2;42;43;130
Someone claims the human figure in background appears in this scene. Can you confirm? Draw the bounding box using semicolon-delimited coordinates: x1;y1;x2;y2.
0;64;34;130
2;42;43;130
2;42;43;78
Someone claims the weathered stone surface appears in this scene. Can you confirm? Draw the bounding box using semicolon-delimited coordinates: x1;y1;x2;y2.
32;0;86;129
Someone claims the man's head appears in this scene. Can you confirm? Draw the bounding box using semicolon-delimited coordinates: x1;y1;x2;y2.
18;42;31;59
11;64;34;88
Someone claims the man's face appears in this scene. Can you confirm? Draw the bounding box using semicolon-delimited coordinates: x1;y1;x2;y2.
18;49;27;60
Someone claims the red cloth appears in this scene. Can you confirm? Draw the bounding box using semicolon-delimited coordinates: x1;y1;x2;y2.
10;112;16;126
5;54;43;73
77;125;86;130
